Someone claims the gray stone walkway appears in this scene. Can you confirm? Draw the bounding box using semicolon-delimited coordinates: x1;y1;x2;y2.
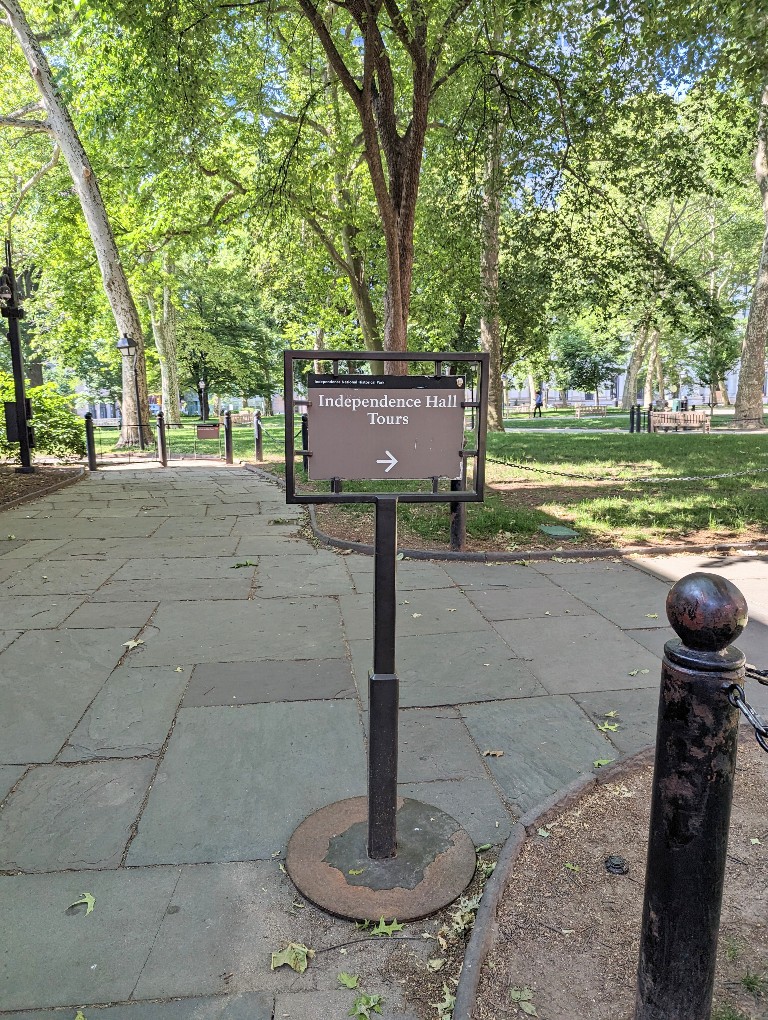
1;463;766;1017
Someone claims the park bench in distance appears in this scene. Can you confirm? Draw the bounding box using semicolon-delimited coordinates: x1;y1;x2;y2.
573;404;608;418
651;410;711;433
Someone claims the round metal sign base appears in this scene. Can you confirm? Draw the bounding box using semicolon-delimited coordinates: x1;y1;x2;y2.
286;797;477;921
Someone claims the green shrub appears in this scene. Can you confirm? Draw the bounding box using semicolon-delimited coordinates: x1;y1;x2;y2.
0;373;86;461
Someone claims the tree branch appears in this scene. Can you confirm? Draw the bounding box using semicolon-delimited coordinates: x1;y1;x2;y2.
7;142;60;227
0;113;51;133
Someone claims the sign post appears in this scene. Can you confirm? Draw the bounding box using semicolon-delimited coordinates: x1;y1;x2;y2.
284;350;488;920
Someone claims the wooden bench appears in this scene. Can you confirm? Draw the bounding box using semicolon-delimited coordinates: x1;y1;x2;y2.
220;412;253;425
651;411;710;434
574;405;608;418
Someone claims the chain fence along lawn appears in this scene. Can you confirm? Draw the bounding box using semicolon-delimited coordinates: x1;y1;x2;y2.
88;416;768;552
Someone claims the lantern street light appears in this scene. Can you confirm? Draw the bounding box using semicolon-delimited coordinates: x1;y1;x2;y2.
116;334;145;450
198;378;207;421
0;239;34;473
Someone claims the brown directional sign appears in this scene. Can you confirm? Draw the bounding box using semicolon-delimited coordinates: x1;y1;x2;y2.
307;374;466;481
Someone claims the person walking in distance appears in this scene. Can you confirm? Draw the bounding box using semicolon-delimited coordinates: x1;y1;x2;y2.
533;389;543;418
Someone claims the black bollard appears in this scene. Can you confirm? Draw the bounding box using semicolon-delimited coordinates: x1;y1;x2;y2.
635;571;747;1020
450;478;466;551
301;413;309;473
84;412;98;471
157;411;168;467
630;405;636;433
646;403;652;433
224;410;234;465
255;411;263;460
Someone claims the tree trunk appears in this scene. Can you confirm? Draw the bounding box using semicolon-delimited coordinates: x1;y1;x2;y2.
643;331;659;405
735;84;768;429
717;376;732;405
622;327;649;409
314;326;325;375
479;122;504;431
655;351;664;401
1;0;151;447
527;374;536;412
146;282;181;426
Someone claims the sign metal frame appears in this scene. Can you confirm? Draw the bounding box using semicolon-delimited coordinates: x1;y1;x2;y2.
283;349;489;504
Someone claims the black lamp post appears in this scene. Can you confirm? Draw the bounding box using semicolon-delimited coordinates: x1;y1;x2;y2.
116;334;145;450
198;378;207;421
0;239;34;473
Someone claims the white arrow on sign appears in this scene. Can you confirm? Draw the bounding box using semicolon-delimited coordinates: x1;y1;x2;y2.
376;450;398;473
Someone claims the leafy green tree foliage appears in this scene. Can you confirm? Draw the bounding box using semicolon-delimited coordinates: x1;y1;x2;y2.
0;373;86;460
551;313;625;405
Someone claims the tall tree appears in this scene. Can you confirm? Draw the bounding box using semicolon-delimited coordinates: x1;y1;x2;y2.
0;0;150;446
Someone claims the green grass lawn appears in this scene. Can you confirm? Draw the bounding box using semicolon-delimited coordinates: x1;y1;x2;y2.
91;416;768;550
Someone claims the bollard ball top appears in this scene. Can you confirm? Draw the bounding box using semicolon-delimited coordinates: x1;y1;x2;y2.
666;572;748;651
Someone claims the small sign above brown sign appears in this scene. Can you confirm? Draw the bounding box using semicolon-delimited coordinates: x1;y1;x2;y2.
307;374;466;481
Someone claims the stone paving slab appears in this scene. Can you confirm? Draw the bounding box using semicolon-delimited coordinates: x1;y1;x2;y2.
0;758;156;871
573;687;660;756
0;559;121;596
182;659;354;706
492;614;661;695
0;764;24;801
347;559;454;594
62;601;159;629
634;552;768;582
341;587;488;641
547;566;670;629
0;518;160;541
0;867;179;1010
133;598;344;666
392;708;489;783
130;863;296;999
2;993;275;1020
58;664;191;761
0;538;70;558
236;536;318;556
397;777;514;846
96;575;254;602
253;552;354;598
0;595;85;628
0;629;138;763
0;629;21;654
126;702;366;865
111;557;257;580
50;538;241;559
150;518;238;539
460;695;613;813
229;521;301;537
349;631;546;709
464;585;590;621
439;561;555;588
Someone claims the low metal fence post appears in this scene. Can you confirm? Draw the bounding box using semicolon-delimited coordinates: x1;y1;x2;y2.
450;478;466;551
635;571;747;1020
224;410;234;465
301;413;309;473
254;411;263;460
629;405;636;433
647;403;652;433
157;411;168;467
84;412;97;471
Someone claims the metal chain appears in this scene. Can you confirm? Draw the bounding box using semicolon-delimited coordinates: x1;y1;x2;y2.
486;455;768;487
726;684;768;753
746;663;768;686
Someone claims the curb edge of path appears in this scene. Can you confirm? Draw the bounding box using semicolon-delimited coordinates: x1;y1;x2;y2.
452;745;656;1020
0;465;86;514
241;463;768;562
